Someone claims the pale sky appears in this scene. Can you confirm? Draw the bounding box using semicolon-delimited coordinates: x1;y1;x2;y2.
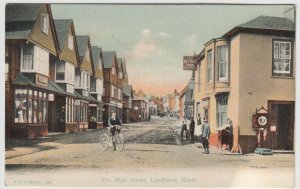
51;4;294;96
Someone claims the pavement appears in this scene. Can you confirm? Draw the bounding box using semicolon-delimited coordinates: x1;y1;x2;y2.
5;116;295;187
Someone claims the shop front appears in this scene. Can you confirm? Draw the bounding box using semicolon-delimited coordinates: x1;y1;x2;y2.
88;102;104;129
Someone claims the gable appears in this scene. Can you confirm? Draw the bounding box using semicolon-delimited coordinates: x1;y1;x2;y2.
60;21;79;67
80;40;93;74
28;4;59;56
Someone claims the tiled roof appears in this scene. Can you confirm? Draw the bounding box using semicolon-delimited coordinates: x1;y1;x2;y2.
6;4;43;22
54;19;72;51
76;35;89;59
223;16;295;38
91;46;101;69
123;84;133;97
117;58;123;71
103;51;116;69
5;4;43;39
237;16;294;31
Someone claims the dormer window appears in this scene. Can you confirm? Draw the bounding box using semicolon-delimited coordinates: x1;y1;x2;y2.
68;34;74;50
41;14;49;34
85;47;90;62
99;59;102;70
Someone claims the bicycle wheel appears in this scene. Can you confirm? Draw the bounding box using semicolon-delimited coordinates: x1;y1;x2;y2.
99;134;110;151
115;134;124;152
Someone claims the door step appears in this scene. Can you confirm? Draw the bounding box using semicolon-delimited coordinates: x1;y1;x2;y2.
272;150;294;154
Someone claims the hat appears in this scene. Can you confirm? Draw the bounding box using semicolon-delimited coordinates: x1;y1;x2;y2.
203;117;208;122
111;110;116;113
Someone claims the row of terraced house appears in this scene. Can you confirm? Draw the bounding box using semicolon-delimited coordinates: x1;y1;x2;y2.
181;14;295;153
5;3;137;138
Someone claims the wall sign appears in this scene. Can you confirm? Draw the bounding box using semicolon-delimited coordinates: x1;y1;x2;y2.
183;56;195;70
48;94;54;101
35;74;48;87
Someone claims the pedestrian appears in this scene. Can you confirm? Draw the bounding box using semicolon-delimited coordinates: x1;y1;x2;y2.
180;117;188;140
190;117;195;143
225;118;233;152
202;117;211;154
108;110;122;151
197;113;202;125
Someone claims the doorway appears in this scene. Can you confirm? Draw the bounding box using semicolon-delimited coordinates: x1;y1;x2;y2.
269;101;294;150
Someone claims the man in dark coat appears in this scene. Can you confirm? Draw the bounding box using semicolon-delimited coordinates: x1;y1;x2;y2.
108;110;122;150
190;117;195;143
202;117;211;154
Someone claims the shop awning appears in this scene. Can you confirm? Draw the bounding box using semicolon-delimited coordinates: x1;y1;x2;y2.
74;90;97;103
48;81;77;97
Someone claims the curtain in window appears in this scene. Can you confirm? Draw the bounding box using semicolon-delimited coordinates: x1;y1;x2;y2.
217;46;228;80
56;62;65;80
273;41;291;74
22;45;34;70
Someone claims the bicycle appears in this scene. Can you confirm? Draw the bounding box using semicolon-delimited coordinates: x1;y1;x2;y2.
99;125;124;151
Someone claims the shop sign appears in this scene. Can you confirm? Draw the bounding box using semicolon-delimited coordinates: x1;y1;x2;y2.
253;106;269;128
48;94;54;101
183;56;195;70
36;74;48;87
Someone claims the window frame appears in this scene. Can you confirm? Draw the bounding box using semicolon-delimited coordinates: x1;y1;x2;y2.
41;13;49;34
85;47;90;62
272;39;294;77
55;61;65;81
216;95;228;128
217;45;228;82
207;49;213;84
68;34;74;51
21;44;34;72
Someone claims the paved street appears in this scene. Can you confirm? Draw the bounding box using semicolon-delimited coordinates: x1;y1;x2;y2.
5;116;294;187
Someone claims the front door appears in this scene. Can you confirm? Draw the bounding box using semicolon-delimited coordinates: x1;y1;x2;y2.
277;104;294;150
269;101;294;150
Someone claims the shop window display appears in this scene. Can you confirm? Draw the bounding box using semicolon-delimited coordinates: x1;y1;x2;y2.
14;89;48;124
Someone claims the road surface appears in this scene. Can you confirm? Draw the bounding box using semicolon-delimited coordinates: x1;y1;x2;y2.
5;116;295;187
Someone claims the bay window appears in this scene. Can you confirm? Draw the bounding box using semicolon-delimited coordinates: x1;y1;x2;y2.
21;44;49;76
217;45;228;81
56;62;65;80
273;40;293;76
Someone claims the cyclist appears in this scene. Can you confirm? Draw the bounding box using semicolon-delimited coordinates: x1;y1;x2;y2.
108;110;122;151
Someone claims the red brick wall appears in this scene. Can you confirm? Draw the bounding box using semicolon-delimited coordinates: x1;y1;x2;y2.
6;40;23;138
27;126;48;138
65;123;78;133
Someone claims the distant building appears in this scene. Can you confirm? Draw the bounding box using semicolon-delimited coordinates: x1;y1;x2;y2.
102;51;123;126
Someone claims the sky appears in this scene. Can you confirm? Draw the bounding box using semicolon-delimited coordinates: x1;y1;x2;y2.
51;4;294;96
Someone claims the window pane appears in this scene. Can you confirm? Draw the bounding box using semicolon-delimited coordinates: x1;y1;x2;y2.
28;98;32;123
33;100;37;123
22;45;34;70
56;62;65;80
273;41;292;74
43;101;47;123
15;89;28;123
